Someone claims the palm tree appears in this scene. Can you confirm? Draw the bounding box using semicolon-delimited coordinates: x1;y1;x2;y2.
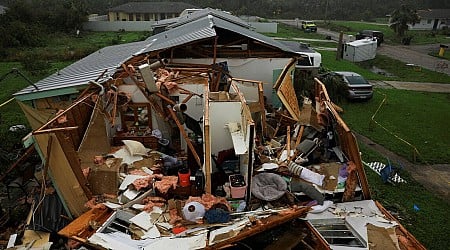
389;4;420;38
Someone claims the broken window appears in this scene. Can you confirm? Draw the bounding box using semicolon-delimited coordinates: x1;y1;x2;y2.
309;218;365;247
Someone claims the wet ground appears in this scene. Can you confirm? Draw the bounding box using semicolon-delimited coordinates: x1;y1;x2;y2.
356;133;450;201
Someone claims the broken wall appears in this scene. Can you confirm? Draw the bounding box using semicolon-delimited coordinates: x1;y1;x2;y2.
77;99;111;168
208;101;242;172
171;58;292;103
34;133;89;217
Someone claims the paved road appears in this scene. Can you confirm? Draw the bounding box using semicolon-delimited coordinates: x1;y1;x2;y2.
313;27;450;75
377;45;450;75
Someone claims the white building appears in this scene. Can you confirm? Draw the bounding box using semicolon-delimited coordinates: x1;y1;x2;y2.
409;9;450;30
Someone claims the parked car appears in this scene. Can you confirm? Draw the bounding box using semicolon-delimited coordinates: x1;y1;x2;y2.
355;30;384;46
324;71;373;100
301;21;317;32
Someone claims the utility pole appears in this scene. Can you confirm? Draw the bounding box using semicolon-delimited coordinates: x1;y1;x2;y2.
336;31;343;60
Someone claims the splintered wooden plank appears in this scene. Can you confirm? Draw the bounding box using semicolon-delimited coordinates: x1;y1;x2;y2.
205;207;309;249
257;81;267;137
58;207;113;239
204;85;212;194
78;98;111;167
277;72;300;121
56;131;92;199
167;105;202;168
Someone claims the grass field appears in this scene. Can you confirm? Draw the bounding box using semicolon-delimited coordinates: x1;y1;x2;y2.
318;20;450;45
358;143;450;250
2;31;150;62
263;23;327;40
339;88;450;164
319;50;450;83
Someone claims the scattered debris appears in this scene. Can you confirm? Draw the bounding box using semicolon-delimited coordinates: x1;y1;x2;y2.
0;8;425;250
363;161;407;184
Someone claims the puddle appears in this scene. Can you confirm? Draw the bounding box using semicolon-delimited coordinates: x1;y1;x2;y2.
369;66;396;77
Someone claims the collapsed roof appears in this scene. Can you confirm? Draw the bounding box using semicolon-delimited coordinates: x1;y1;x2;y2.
14;12;295;101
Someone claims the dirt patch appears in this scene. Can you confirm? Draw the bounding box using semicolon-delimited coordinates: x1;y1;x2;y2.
355;133;450;201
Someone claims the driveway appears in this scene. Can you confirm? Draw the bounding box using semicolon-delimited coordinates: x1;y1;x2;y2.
370;80;450;93
377;45;450;75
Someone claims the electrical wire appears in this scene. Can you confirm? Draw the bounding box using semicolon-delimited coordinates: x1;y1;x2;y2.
370;89;425;164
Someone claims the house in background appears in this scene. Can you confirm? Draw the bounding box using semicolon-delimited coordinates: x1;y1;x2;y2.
151;7;252;34
107;1;198;22
410;9;450;30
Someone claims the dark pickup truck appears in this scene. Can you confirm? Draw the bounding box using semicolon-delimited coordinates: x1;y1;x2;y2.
355;30;384;46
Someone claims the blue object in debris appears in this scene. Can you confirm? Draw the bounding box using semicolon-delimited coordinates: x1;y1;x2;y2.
413;204;420;212
380;164;392;183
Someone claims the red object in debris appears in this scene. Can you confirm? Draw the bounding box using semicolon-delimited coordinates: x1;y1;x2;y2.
172;226;187;234
178;168;191;187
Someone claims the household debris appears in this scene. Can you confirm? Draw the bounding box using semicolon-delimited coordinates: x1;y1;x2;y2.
1;8;425;250
363;161;407;184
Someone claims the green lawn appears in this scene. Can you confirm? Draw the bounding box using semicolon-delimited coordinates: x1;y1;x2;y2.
339;89;450;164
2;31;150;62
263;23;329;40
319;50;450;83
318;20;450;45
0;63;37;151
342;87;450;249
358;144;450;250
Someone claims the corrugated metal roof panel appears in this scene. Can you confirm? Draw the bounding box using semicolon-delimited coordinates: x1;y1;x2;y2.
140;16;216;53
211;17;295;53
31;193;70;232
15;14;294;99
14;40;149;97
141;15;293;54
417;9;450;19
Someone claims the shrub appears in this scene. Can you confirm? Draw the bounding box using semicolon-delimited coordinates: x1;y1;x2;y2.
20;55;50;75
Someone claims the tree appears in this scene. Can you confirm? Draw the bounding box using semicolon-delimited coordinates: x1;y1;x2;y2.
0;1;44;48
389;4;420;38
0;0;89;50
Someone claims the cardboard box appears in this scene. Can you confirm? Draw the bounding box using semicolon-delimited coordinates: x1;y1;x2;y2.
88;158;122;195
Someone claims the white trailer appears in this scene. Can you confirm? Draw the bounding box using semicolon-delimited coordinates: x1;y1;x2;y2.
343;38;377;62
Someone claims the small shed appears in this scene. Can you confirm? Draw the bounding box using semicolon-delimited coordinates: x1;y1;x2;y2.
343;38;377;62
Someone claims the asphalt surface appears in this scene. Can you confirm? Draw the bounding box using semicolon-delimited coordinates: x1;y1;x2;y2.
312;27;450;75
377;44;450;75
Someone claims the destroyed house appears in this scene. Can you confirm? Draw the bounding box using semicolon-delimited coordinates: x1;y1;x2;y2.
7;10;425;250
